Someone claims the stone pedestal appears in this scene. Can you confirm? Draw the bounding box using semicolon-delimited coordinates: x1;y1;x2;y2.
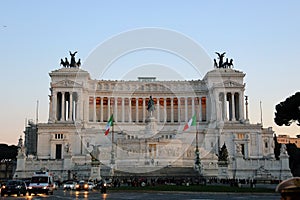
234;154;244;179
63;155;72;171
145;116;157;136
14;148;26;179
218;161;229;179
90;160;101;181
279;144;293;180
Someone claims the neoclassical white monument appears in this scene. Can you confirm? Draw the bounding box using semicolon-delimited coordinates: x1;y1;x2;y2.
14;53;292;181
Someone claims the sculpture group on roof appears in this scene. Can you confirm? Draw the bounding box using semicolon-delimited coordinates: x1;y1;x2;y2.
214;52;234;68
60;51;81;68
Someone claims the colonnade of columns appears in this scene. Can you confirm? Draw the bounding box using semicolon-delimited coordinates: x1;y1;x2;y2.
219;92;244;121
50;91;79;122
88;96;207;123
49;91;245;123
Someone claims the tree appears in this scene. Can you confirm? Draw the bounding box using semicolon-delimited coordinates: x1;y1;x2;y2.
0;144;18;179
274;92;300;177
218;143;229;164
273;134;281;160
286;143;300;176
274;92;300;126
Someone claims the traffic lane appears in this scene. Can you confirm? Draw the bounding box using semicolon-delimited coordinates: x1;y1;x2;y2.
0;190;281;200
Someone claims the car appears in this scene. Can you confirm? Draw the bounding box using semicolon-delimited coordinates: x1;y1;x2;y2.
1;180;27;197
95;180;107;193
87;182;95;190
27;171;54;195
75;180;89;191
104;178;113;188
63;181;76;190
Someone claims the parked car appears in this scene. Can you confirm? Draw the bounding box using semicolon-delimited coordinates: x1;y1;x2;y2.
1;180;27;197
63;181;76;190
75;180;89;191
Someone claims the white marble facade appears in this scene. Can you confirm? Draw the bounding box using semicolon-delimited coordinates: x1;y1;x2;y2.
14;67;292;181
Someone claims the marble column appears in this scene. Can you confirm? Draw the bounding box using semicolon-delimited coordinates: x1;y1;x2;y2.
143;98;146;122
53;91;57;121
100;97;103;122
69;93;73;121
61;92;65;121
93;96;96;122
199;96;202;122
178;97;181;122
192;97;195;116
136;98;139;123
231;93;236;121
129;98;132;122
157;98;160;122
164;98;167;122
76;94;81;121
223;93;228;121
114;97;118;122
108;98;111;119
122;97;125;122
185;97;188;122
239;92;244;121
171;98;174;123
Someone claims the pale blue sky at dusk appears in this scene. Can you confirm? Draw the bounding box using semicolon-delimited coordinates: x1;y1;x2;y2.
0;1;299;145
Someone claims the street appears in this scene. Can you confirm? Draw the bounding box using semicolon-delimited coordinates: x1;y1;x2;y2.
0;188;281;200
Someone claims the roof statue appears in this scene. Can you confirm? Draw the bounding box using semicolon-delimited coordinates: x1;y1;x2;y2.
60;51;81;68
214;52;234;68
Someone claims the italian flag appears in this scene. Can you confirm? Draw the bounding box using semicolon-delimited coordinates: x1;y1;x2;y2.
105;114;114;135
183;114;197;131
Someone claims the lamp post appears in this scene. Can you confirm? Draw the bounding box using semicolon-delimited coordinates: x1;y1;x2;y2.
195;128;201;174
194;122;203;185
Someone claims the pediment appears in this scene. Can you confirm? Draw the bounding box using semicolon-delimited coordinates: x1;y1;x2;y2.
215;80;244;88
51;79;82;88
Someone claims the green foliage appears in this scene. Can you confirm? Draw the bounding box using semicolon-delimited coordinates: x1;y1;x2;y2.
0;144;18;162
273;134;281;160
218;143;229;163
274;92;300;126
286;143;300;177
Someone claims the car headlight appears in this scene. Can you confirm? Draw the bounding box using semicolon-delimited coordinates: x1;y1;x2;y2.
28;186;32;189
1;186;6;189
103;183;107;187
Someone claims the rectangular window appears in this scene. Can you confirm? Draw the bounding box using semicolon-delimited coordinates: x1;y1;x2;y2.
55;134;64;139
237;133;244;139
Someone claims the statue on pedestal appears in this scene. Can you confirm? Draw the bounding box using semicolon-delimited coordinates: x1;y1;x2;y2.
147;96;155;117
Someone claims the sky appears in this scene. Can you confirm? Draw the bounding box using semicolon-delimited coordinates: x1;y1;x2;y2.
0;1;299;145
